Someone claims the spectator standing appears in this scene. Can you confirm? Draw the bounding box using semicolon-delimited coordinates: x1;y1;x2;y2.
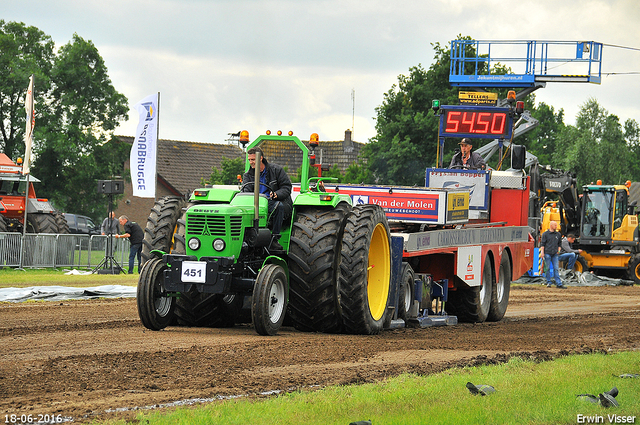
540;220;567;289
101;211;119;236
115;215;144;274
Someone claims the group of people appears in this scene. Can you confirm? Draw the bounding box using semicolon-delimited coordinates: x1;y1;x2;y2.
101;211;143;274
540;220;582;289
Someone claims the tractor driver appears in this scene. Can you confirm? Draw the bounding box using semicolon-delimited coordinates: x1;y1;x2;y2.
242;146;292;251
449;138;486;170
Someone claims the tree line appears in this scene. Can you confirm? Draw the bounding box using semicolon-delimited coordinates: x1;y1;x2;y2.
2;24;637;223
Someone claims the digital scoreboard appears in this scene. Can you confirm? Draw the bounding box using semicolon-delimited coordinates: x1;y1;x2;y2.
438;105;513;139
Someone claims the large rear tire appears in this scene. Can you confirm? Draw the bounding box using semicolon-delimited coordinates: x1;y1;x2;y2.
26;213;57;233
487;254;510;322
252;264;288;336
338;204;392;335
137;257;175;330
174;291;242;327
448;255;493;323
287;204;350;332
141;196;187;264
53;212;70;234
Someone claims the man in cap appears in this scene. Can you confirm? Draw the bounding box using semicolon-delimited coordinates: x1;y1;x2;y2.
449;138;487;170
242;146;292;251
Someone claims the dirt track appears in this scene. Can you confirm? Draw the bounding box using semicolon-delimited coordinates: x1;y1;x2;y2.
1;284;639;423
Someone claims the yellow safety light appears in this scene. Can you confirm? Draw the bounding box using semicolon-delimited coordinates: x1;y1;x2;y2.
239;130;250;143
288;131;293;136
266;130;271;135
626;180;632;188
507;90;516;101
309;133;319;148
597;180;602;185
277;130;282;136
16;157;23;165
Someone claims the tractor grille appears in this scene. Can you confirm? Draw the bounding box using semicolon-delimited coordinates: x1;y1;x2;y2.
187;215;242;237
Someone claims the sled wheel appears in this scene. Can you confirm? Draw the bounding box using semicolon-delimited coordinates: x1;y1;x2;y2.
137;257;174;330
487;254;511;322
448;254;493;323
252;263;288;336
398;263;415;321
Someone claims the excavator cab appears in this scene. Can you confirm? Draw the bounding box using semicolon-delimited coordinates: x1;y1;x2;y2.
580;185;637;246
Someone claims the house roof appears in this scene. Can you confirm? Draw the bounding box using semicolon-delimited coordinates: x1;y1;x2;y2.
118;136;243;195
117;130;364;195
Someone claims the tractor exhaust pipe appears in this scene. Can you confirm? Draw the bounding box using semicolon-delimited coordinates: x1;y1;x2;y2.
254;149;261;227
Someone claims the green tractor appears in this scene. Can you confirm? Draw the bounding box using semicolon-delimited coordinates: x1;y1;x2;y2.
137;132;394;335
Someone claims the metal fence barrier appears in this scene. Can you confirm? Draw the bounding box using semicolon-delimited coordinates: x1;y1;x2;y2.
0;233;131;269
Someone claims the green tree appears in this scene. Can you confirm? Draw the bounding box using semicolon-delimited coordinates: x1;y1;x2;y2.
0;21;55;159
365;36;487;185
204;156;244;185
521;102;566;167
556;98;637;186
6;29;129;221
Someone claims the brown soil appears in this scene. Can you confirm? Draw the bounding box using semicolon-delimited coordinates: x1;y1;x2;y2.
1;284;639;423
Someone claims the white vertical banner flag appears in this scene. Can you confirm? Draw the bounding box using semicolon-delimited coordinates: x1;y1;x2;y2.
23;75;35;175
130;93;159;198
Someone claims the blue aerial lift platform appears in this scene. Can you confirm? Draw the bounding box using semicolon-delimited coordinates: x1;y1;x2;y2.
450;40;603;88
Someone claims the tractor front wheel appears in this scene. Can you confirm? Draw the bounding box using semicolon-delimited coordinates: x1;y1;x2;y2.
252;264;288;336
137;257;175;330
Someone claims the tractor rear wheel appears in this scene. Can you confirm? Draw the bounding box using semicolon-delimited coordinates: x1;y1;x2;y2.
252;264;288;336
174;290;243;327
338;204;392;335
487;254;510;322
53;212;70;234
26;213;58;233
141;196;188;264
287;204;350;333
447;255;493;323
137;257;175;330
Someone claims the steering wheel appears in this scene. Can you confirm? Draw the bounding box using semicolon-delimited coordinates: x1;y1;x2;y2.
241;181;276;194
449;165;466;169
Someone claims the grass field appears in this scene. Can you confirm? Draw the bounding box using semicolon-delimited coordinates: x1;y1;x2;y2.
97;351;640;425
0;268;138;288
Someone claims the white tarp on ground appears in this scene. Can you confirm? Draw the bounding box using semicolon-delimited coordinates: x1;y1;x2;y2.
515;269;634;287
0;285;136;303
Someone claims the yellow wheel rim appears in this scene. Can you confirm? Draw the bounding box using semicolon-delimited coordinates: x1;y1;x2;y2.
367;223;391;321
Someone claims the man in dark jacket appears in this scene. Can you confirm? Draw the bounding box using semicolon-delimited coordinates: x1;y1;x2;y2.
116;215;144;274
540;220;567;288
449;138;486;170
242;147;292;251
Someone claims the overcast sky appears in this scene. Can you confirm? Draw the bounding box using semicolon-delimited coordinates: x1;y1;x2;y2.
4;0;640;145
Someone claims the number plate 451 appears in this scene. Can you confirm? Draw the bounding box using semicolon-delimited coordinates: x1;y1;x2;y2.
181;261;206;283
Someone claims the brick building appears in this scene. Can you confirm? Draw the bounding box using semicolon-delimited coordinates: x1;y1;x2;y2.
114;130;364;226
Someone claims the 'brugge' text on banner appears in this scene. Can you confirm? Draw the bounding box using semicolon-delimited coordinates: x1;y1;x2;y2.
130;94;158;198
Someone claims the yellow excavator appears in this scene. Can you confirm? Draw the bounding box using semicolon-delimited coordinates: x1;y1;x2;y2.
535;166;640;283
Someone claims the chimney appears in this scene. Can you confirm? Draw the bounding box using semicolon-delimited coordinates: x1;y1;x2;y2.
343;129;354;153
